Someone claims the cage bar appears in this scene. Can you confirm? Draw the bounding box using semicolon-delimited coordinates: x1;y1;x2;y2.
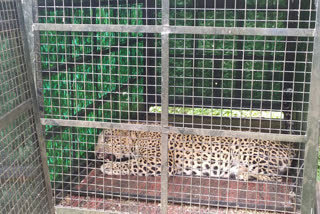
160;0;170;213
33;23;316;37
300;0;320;211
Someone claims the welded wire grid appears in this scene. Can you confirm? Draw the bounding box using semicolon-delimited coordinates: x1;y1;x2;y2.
169;0;316;29
48;126;305;213
167;137;305;213
33;0;318;213
37;0;162;25
0;1;31;117
0;111;51;214
169;34;313;135
39;31;162;124
49;127;161;212
0;0;51;213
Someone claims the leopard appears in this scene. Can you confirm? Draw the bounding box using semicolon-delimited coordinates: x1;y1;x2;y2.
95;129;295;182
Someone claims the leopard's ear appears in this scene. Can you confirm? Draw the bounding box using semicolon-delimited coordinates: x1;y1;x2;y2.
97;130;105;144
130;131;137;139
95;130;106;159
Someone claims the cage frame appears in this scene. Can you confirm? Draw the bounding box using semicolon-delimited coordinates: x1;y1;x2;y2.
17;0;320;213
17;1;56;213
0;0;55;213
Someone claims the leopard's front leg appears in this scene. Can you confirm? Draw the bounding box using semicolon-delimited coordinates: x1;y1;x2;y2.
100;160;131;175
236;166;283;182
100;157;162;176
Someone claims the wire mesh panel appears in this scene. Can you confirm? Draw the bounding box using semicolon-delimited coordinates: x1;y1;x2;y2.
168;34;313;135
38;31;162;124
32;0;320;213
37;0;162;25
0;111;51;214
169;0;316;29
0;0;53;213
0;3;31;117
48;126;161;212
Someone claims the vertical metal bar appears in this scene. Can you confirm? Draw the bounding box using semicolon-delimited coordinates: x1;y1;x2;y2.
21;0;36;93
301;0;320;212
32;0;45;118
161;0;170;214
16;1;55;213
162;0;170;26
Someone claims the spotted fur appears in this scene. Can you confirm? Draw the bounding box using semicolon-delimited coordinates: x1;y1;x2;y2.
95;129;295;182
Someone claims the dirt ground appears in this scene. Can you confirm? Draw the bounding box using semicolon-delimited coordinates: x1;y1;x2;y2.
59;194;286;214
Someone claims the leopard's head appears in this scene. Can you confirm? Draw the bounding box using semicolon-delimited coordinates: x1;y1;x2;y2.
95;129;137;161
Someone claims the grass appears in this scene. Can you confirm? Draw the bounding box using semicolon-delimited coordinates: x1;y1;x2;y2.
149;106;284;119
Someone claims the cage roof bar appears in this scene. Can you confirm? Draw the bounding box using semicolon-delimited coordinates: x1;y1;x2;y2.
33;23;315;37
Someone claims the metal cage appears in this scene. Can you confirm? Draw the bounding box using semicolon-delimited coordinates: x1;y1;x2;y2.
1;0;320;213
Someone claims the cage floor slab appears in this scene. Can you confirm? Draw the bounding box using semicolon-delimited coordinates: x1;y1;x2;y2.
69;169;296;213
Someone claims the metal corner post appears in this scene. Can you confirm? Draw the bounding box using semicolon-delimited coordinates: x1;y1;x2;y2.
160;1;170;214
16;0;55;213
301;0;320;213
21;0;36;93
32;0;45;115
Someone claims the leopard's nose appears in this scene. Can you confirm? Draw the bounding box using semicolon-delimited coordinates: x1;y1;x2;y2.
229;173;236;179
105;154;116;161
96;152;105;160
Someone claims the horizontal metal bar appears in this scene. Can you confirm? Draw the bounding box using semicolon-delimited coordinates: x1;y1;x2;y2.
33;23;315;37
0;99;33;130
169;26;315;37
40;118;306;143
33;23;163;33
40;118;162;133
